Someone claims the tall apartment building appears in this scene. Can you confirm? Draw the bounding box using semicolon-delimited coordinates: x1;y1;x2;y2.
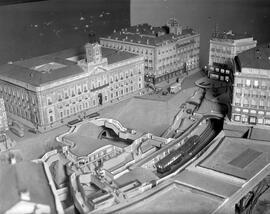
100;18;200;84
0;44;144;131
208;31;257;82
231;44;270;126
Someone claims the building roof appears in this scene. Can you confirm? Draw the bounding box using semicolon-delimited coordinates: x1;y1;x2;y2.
0;161;57;213
101;47;139;64
0;63;84;87
102;23;197;47
237;43;270;70
0;46;140;87
200;136;270;180
211;31;253;41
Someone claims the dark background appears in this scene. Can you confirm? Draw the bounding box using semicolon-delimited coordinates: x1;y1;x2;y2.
0;0;130;64
0;0;269;66
131;0;270;66
0;0;46;6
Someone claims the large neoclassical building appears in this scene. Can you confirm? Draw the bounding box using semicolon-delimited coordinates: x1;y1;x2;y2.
100;18;200;84
0;43;144;130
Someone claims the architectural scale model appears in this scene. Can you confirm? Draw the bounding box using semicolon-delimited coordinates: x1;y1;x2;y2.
0;44;144;131
0;1;270;214
208;31;257;82
100;18;200;84
231;44;270;125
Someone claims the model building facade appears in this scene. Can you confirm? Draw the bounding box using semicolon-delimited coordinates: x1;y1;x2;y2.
231;44;270;125
0;98;8;132
0;44;144;130
100;18;200;84
208;31;257;82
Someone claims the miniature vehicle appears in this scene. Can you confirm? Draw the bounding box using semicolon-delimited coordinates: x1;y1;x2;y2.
28;128;38;134
179;103;186;109
67;118;83;127
199;81;211;87
145;82;156;91
156;120;221;174
10;125;24;137
155;87;162;93
156;135;200;173
162;90;168;95
169;82;182;94
12;120;24;131
86;112;100;119
186;109;192;114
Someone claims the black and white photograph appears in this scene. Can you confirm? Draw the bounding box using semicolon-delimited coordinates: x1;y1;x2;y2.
0;0;270;213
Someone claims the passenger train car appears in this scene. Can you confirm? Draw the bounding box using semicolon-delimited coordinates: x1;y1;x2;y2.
156;119;222;174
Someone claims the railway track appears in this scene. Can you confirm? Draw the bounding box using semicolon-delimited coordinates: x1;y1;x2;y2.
156;119;222;177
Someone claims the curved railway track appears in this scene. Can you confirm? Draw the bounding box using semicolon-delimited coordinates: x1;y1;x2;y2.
156;119;222;177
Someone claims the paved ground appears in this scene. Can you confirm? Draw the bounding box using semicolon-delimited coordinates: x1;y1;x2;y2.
10;126;67;160
100;87;197;136
99;71;204;136
5;71;204;161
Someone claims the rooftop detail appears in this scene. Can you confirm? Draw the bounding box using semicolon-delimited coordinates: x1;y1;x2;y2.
102;22;197;47
211;30;253;42
32;62;67;73
237;43;270;70
0;45;140;87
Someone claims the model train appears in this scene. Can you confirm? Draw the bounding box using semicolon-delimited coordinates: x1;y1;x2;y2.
156;119;221;174
155;135;200;173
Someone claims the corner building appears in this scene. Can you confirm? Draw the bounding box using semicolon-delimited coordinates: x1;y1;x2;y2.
231;44;270;126
100;18;200;84
209;32;257;66
0;44;144;131
208;32;257;82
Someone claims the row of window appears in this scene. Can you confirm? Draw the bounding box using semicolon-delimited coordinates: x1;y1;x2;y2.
233;114;270;125
209;67;231;74
47;83;141;122
46;73;143;105
6;104;35;121
234;92;268;99
0;86;36;105
233;107;270;116
87;147;123;165
233;100;270;109
235;79;268;89
101;41;154;56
